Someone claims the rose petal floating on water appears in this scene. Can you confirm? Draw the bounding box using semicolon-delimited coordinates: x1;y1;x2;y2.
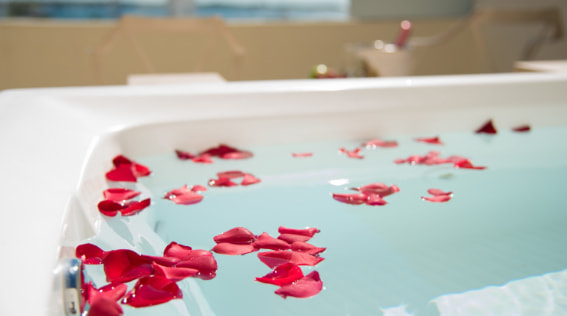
105;165;137;183
212;243;257;255
241;173;261;186
365;193;387;206
208;177;238;187
192;154;213;164
222;151;253;159
427;188;452;196
257;251;325;269
88;295;123;316
112;155;151;178
332;193;367;205
278;226;320;238
191;185;207;192
277;233;313;244
120;198;151;216
362;139;398;148
513;125;531;132
164;185;204;205
253;232;291;251
339;147;364;159
87;282;128;305
475;119;497;134
97;200;122;217
153;263;199;282
255;262;304;286
422;195;452;203
122;276;182;308
213;227;257;244
175;250;218;280
141;255;180;267
274;271;323;299
415;136;443;145
199;144;253;160
163;242;193;261
175;149;195;160
103;249;154;283
76;243;106;265
290;242;326;255
217;170;246;179
292;152;313;157
103;188;141;202
355;183;400;197
454;159;487;170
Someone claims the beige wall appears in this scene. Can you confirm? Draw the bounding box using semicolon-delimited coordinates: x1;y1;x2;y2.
0;12;566;90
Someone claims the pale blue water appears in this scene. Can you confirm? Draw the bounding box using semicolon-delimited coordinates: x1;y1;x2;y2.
86;126;567;316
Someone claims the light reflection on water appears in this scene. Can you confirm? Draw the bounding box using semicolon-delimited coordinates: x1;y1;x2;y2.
86;126;567;315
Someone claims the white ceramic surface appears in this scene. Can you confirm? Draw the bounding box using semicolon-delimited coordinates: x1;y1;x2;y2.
1;73;567;316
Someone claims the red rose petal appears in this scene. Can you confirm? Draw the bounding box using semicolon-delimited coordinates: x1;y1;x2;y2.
332;193;367;205
513;125;531;132
212;243;257;255
475;119;497;134
257;251;324;269
112;155;132;167
87;282;128;304
255;262;304;286
122;276;182;308
141;255;180;267
199;144;253;160
105;165;137;183
97;200;122;217
415;136;443;145
103;250;154;283
120;198;151;216
277;233;313;244
241;173;261;186
88;295;123;316
274;271;323;299
76;243;106;265
454;159;486;170
363;139;398;148
208;177;238;187
292;152;313;157
163;242;193;261
422;195;452;203
365;193;387;206
290;242;326;255
355;183;399;197
192;154;213;164
153;263;199;282
175;149;195;160
213;227;257;244
112;155;151;177
427;188;452;196
340;147;364;159
175;250;218;280
217;170;246;179
222;151;253;159
277;226;320;237
164;185;204;205
103;188;141;202
253;232;291;251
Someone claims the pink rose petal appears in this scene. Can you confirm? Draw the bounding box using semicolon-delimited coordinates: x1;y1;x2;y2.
365;193;387;206
102;188;141;202
255;262;304;286
415;136;443;145
208;177;238;187
355;183;399;197
213;227;257;244
217;170;246;179
332;193;367;205
292;152;313;157
340;147;364;159
253;232;291;251
191;185;207;192
363;139;398;148
475;119;497;134
122;276;182;308
277;226;320;237
422;195;452;203
454;159;486;170
164;185;204;205
274;271;323;299
212;243;257;255
427;188;452;196
76;243;106;265
277;233;313;244
290;242;326;255
241;173;261;186
222;151;253;159
257;251;324;269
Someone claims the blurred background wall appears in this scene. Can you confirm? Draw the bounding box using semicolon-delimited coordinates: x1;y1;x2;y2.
0;0;565;90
